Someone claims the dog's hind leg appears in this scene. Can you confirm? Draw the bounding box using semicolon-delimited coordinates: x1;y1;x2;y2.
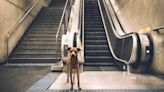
66;64;70;83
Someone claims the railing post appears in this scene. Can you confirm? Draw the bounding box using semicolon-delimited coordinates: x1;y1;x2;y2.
6;39;9;64
65;10;68;33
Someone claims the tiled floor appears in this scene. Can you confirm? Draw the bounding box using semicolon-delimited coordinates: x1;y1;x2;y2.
49;71;164;90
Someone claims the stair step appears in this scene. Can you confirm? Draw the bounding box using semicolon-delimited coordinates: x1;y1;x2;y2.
8;58;60;63
10;54;60;58
31;25;59;29
17;44;59;49
28;30;57;34
12;50;59;54
30;27;58;31
20;40;59;44
23;37;61;40
26;33;56;36
37;16;61;19
36;20;60;22
32;24;59;28
25;35;60;38
33;23;59;25
8;0;65;64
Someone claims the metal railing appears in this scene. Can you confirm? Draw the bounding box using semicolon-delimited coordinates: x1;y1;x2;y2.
153;26;164;33
81;0;85;48
79;0;84;63
5;0;40;63
6;0;35;17
55;0;71;61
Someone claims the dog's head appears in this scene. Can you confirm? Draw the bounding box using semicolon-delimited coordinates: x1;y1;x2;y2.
68;47;81;57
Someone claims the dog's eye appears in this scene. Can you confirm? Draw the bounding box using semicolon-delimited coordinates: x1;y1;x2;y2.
70;51;73;52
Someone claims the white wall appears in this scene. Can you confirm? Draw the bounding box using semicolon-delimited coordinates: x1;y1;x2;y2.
110;0;164;33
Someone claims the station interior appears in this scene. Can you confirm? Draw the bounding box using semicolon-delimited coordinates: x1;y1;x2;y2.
0;0;164;92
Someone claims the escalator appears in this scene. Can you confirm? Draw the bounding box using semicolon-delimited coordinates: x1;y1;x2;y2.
84;0;119;71
8;0;66;63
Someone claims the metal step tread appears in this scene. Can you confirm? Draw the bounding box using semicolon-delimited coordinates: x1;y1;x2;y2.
18;41;60;46
12;51;59;55
84;62;115;66
9;57;60;59
85;40;107;42
85;45;108;47
85;56;112;59
85;50;110;53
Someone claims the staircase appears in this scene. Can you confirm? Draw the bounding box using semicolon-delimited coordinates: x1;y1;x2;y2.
84;0;118;71
8;0;66;63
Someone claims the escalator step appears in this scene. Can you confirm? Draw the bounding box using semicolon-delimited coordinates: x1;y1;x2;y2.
84;0;119;71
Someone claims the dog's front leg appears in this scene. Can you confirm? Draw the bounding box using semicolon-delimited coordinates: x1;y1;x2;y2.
70;66;73;90
77;66;81;90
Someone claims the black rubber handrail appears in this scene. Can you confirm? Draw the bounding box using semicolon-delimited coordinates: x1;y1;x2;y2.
98;0;141;65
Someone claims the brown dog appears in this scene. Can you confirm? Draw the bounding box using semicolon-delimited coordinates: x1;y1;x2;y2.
67;47;81;90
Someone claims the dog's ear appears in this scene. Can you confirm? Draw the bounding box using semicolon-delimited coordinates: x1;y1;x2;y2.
77;48;81;51
67;47;71;51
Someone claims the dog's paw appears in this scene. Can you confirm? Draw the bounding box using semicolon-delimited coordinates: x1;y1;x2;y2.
70;87;73;90
78;88;82;90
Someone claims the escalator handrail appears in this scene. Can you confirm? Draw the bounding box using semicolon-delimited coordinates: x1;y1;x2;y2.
97;0;139;64
81;0;85;63
106;0;138;37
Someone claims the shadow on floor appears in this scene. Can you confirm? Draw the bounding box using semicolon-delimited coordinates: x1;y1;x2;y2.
0;66;50;92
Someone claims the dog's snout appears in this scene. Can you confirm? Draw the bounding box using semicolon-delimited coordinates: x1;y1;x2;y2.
71;53;76;57
71;54;75;57
71;51;76;57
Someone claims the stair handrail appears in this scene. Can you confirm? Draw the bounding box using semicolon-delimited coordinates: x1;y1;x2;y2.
5;0;39;62
6;0;35;17
153;26;164;33
55;0;69;61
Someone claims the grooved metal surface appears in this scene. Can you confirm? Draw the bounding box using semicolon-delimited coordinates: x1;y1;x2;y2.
27;72;61;92
84;0;118;71
27;89;164;92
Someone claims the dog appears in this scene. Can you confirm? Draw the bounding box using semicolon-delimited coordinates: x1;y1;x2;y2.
66;47;81;90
